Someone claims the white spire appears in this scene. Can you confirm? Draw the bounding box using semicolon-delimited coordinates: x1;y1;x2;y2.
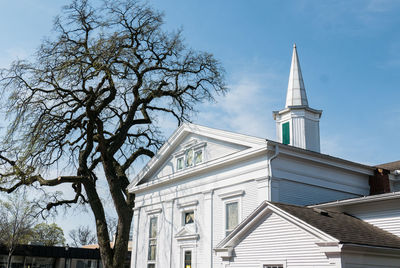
285;44;308;107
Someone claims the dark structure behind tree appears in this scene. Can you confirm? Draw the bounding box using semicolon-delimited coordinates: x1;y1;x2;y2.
0;244;130;268
0;0;226;267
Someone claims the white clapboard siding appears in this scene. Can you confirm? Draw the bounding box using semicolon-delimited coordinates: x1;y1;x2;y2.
212;180;260;266
348;209;400;237
228;212;335;268
277;179;359;206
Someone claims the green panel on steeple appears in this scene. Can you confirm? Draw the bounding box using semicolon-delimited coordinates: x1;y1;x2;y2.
282;122;290;145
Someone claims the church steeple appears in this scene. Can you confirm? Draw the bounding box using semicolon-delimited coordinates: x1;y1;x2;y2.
273;44;322;152
286;44;308;107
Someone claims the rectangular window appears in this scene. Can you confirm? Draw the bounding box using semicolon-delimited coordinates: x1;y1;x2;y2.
177;157;184;170
148;264;155;268
148;217;158;262
194;150;203;164
282;122;290;145
185;148;194;167
225;202;238;236
263;265;283;268
184;211;194;225
184;251;192;268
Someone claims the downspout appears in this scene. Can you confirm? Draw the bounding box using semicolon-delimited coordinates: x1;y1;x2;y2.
267;143;280;201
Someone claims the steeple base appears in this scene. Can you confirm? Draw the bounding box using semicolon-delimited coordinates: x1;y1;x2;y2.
273;106;322;152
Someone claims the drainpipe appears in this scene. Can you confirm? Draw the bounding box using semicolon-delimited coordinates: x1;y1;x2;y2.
267;143;280;201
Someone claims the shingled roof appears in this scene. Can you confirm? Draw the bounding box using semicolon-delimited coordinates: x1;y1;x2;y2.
274;202;400;249
376;160;400;171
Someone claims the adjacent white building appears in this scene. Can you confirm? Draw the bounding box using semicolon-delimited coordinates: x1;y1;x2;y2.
128;45;400;268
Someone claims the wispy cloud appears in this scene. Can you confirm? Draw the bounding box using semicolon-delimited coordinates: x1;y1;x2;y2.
197;69;285;139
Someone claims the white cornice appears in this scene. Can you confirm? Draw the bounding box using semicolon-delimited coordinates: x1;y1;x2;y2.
129;146;268;193
218;190;245;200
177;200;199;209
127;123;266;190
145;208;162;215
128;124;374;193
266;140;374;175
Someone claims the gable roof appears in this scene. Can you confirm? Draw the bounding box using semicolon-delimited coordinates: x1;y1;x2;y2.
127;123;267;190
127;124;374;193
216;201;400;251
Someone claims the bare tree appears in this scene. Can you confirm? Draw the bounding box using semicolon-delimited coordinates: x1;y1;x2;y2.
0;0;225;267
69;225;97;247
0;191;37;268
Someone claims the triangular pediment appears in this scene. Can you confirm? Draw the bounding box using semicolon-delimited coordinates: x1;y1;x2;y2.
175;226;199;241
128;123;266;190
215;201;338;251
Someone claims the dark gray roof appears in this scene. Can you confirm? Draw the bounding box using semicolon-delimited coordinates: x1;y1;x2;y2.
273;202;400;249
376;160;400;171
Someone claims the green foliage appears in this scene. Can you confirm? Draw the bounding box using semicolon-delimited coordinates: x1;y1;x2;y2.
30;223;66;246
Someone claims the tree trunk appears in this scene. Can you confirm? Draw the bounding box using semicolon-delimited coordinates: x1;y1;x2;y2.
7;250;13;268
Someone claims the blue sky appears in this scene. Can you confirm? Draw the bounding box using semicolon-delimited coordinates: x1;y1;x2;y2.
1;0;400;240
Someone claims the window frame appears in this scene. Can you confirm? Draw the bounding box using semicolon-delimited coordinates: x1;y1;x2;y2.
259;261;286;268
147;216;158;267
180;245;196;268
220;190;244;237
224;200;239;236
184;250;192;268
174;141;206;172
183;210;195;225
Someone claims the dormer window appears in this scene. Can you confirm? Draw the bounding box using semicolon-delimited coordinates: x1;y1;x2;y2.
174;140;206;172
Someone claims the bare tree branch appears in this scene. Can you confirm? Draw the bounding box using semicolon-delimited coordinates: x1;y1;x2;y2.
0;0;226;267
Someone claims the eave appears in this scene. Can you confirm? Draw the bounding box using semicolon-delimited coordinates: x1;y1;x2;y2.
310;191;400;209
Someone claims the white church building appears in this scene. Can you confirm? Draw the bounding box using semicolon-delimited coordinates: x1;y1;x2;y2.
128;45;400;268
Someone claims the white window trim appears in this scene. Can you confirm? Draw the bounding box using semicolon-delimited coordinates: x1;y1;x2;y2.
177;200;199;209
173;140;207;171
145;208;162;215
146;208;161;268
177;200;198;227
180;245;196;268
218;190;245;200
183;210;195;226
223;197;242;236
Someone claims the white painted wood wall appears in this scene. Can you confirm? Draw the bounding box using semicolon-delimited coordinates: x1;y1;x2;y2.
129;130;374;268
226;212;336;268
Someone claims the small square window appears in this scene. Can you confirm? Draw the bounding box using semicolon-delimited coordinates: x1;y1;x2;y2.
184;211;194;224
177;157;184;170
